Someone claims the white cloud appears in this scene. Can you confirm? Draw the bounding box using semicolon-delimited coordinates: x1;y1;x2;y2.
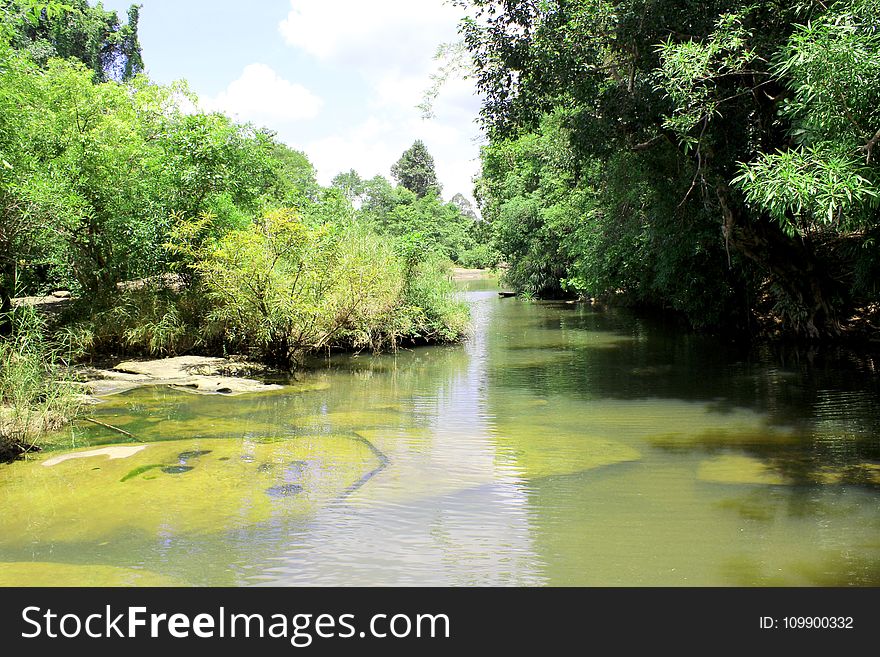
370;71;427;111
279;1;460;72
201;63;323;124
300;114;481;201
303;118;398;186
276;1;484;202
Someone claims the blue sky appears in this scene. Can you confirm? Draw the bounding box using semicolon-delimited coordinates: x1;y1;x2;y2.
99;0;484;201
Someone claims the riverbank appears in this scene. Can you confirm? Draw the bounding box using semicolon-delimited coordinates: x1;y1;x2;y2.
452;267;495;281
1;264;481;460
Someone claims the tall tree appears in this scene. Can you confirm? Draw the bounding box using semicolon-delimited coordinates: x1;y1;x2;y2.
331;169;366;204
391;140;442;198
3;0;143;81
451;192;478;221
266;141;320;207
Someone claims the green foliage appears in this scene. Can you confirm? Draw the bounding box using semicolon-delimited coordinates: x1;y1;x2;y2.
266;142;320;208
460;0;880;336
395;253;470;343
731;4;880;234
732;147;877;234
451;192;478;220
0;45;282;315
0;55;178;294
478;109;741;324
3;0;143;81
354;170;496;268
656;13;758;138
169;209;468;368
0;306;81;459
1;2;473;365
157;112;277;220
331;169;366;204
477;111;577;297
68;283;208;358
391;140;443;198
774;1;880;150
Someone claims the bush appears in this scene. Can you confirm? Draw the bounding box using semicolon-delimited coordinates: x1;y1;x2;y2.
63;280;209;358
391;253;470;344
175;209;468;368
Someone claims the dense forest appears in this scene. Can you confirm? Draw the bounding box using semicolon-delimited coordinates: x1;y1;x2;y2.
460;0;879;338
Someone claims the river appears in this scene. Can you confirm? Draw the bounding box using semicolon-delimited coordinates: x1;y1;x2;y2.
0;275;878;586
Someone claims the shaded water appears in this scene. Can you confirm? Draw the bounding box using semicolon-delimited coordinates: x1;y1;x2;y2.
1;276;879;586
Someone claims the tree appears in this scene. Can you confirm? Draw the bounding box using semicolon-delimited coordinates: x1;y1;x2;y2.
331;169;365;205
391;140;442;198
0;36;279;313
451;192;478;221
266;141;320;208
458;0;880;337
158;112;276;223
4;0;143;81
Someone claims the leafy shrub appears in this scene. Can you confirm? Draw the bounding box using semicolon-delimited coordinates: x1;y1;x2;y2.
173;209;468;368
65;281;209;358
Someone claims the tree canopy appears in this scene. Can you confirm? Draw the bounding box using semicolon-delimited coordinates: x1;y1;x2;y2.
0;1;473;357
391;139;443;198
2;0;143;81
459;0;880;337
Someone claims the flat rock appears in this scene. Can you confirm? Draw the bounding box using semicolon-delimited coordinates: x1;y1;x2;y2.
113;356;229;378
42;445;148;467
170;375;283;395
82;356;283;397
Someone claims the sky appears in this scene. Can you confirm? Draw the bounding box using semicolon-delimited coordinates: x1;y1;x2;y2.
99;0;485;202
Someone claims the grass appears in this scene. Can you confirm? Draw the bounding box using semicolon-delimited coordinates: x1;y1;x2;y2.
0;307;82;460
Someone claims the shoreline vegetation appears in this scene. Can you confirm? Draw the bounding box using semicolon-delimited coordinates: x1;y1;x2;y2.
0;2;492;460
0;266;496;462
0;262;492;462
459;0;880;341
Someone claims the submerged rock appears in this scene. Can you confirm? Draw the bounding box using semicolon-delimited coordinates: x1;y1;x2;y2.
697;454;787;486
491;425;641;479
265;484;304;498
161;465;194;475
0;436;382;544
177;450;212;461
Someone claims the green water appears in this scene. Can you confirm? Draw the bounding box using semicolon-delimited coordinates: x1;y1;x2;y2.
1;276;878;586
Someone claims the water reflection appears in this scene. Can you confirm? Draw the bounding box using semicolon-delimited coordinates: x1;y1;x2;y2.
0;275;877;586
256;286;545;585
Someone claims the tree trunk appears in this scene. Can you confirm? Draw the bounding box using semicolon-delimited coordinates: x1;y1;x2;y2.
716;182;843;338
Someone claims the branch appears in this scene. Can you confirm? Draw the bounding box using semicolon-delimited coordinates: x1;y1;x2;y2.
85;417;142;442
860;127;880;165
631;135;664;152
